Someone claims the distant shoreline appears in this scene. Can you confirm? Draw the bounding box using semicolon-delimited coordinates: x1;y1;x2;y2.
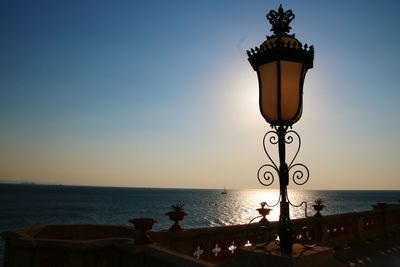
0;181;399;191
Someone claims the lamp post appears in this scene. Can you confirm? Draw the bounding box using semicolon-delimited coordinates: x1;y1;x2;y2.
247;5;314;254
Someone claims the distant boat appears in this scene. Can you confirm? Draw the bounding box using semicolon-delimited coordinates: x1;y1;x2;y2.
221;186;227;194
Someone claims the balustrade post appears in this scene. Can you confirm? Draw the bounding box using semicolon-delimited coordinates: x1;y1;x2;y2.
356;213;364;244
383;208;389;238
318;217;328;246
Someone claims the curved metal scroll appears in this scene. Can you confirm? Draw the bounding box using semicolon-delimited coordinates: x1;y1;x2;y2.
257;164;278;187
294;220;323;248
285;191;322;248
285;130;301;168
258;128;309;187
245;215;273;247
289;163;309;186
262;130;279;169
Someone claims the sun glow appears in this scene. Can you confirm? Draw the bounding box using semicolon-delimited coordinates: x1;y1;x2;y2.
217;66;265;129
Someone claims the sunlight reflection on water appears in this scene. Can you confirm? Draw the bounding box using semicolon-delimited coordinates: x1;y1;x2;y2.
210;189;317;226
205;189;395;228
1;184;399;232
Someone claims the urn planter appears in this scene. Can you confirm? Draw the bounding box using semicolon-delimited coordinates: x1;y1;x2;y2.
313;204;325;217
166;211;187;232
257;202;272;224
129;217;157;244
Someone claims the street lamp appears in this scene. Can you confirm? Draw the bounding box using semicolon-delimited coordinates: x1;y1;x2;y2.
247;5;314;254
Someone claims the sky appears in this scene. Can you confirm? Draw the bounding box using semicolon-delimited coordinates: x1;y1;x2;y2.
1;0;400;190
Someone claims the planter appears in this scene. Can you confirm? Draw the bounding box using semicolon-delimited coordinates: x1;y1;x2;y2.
166;211;187;231
129;218;157;244
313;204;325;217
257;207;272;224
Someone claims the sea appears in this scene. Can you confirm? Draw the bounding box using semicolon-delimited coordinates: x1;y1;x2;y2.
0;183;399;266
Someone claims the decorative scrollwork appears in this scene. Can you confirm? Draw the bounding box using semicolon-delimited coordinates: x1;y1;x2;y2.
264;195;281;208
263;131;279;169
284;131;295;144
295;221;323;248
286;194;311;218
285;130;301;168
259;127;309;188
289;163;309;186
245;215;273;248
257;164;278;187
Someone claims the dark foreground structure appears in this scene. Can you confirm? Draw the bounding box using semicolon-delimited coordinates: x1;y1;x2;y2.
2;203;400;267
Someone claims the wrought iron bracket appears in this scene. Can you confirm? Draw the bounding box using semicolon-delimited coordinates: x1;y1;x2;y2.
257;126;309;188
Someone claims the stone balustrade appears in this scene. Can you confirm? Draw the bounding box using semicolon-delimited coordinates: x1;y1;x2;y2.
150;206;400;263
2;204;400;267
152;206;400;262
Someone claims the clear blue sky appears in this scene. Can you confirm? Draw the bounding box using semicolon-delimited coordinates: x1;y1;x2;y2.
1;0;399;189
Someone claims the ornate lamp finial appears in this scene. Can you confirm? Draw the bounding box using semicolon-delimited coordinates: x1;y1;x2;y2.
266;4;295;37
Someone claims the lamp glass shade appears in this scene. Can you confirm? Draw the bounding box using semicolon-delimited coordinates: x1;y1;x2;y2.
258;60;304;125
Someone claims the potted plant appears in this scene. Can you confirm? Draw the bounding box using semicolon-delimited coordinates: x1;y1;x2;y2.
313;198;325;217
166;203;187;231
257;202;272;224
128;217;157;244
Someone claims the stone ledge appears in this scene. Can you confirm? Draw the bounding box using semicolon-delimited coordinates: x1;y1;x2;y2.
226;243;334;267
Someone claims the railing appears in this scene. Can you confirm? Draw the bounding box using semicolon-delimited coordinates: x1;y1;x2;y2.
2;204;400;267
150;205;400;262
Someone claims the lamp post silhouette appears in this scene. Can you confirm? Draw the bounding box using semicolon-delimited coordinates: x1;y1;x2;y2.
247;5;314;254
